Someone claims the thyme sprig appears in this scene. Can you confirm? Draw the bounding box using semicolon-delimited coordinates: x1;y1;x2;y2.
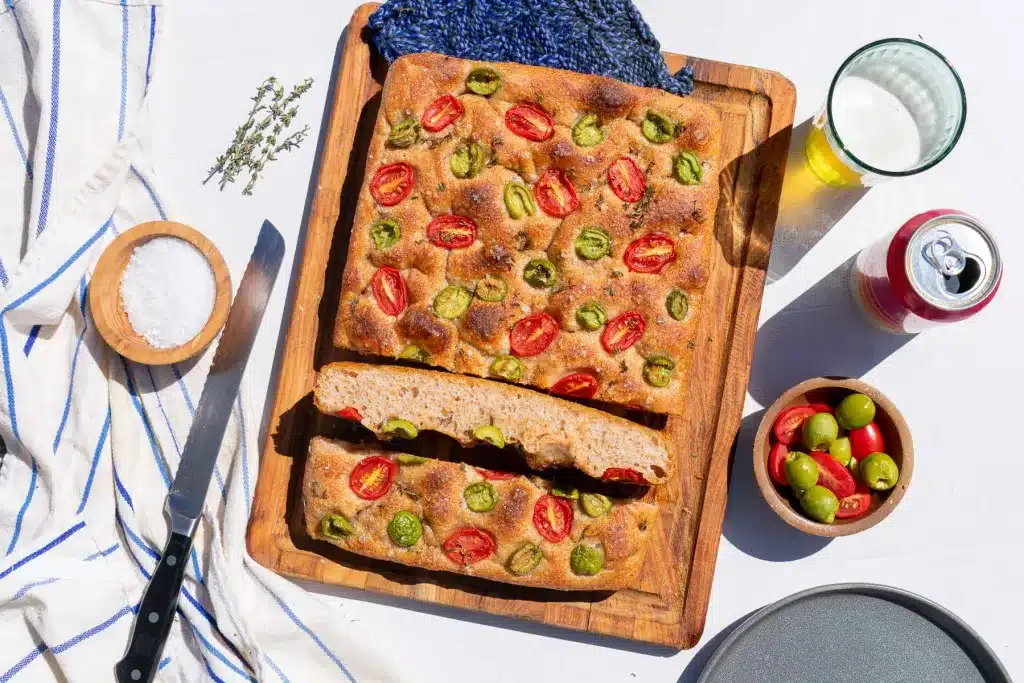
204;76;314;195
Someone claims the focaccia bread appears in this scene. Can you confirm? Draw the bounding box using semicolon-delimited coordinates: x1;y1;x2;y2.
303;437;657;591
314;361;671;484
334;52;720;414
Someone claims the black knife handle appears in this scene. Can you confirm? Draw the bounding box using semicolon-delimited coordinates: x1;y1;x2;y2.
115;531;192;683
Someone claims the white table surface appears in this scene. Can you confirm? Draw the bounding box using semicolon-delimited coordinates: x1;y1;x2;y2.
159;1;1023;680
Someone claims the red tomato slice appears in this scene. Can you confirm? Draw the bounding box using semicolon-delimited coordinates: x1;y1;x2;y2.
532;494;573;542
426;215;477;249
808;402;834;414
370;162;414;206
624;233;677;274
600;311;646;353
768;442;789;486
810;452;857;499
534;169;579;217
370;266;408;316
550;373;598;399
349;456;395;500
336;407;363;421
442;528;496;565
421;94;464;132
836;483;873;520
607;157;646;203
772;406;816;445
509;312;559;357
505;103;554;141
474;468;516;481
601;468;647;484
849;422;886;460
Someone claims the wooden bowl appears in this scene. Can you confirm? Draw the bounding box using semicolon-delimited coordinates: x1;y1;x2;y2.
90;221;231;365
753;377;913;537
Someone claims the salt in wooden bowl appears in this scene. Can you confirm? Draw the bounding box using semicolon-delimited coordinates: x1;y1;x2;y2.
90;221;232;365
753;377;914;537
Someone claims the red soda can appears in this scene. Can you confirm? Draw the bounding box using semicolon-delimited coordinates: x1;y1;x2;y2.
851;209;1002;333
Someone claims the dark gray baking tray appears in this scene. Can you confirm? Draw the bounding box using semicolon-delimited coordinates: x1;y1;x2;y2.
698;583;1011;683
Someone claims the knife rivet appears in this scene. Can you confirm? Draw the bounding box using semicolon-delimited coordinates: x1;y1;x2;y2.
131;670;141;680
166;555;177;567
148;612;160;624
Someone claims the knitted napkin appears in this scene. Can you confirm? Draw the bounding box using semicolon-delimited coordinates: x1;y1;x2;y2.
368;0;696;96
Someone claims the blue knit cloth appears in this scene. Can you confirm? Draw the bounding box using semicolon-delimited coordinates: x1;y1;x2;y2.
368;0;695;96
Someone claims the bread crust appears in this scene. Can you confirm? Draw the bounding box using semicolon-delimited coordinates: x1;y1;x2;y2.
303;437;656;591
334;53;721;414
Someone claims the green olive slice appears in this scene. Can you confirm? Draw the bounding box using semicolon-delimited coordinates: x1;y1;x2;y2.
580;493;612;518
450;141;485;179
551;485;579;500
570;543;604;576
571;113;604;147
382;418;418;439
396;453;429;465
643;355;675;387
666;289;689;320
475;274;508;302
370;219;400;249
673;152;703;185
387;511;423;547
387;117;420;148
575;302;607;331
490;355;525;381
507;543;543;576
523;259;557;288
398;344;429;362
466;67;502;95
463;481;498;512
473;425;505;448
320;513;353;540
433;285;472;319
504;182;536;219
575;228;611;260
641;111;679;143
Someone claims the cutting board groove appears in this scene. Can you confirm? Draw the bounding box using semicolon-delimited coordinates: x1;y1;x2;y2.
247;2;795;649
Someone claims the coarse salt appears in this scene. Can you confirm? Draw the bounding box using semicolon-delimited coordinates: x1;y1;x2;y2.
120;236;216;349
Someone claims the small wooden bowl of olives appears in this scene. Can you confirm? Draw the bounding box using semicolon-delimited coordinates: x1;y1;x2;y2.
753;377;914;537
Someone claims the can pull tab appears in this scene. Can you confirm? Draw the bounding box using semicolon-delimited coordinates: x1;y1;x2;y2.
923;230;967;276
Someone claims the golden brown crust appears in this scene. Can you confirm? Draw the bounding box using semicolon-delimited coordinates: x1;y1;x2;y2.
303;437;656;590
334;53;720;414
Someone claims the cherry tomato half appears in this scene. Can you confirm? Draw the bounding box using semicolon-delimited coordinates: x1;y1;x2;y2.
849;422;886;460
601;468;647;484
370;162;414;206
550;372;598;399
421;94;464;132
835;483;873;520
810;451;856;499
772;406;816;445
336;407;363;421
624;233;677;274
370;266;408;316
475;468;516;481
509;312;559;357
505;103;554;141
601;311;646;353
607;157;646;203
808;402;834;414
532;494;573;542
349;456;396;500
534;169;579;217
443;528;496;565
426;215;477;249
768;442;789;486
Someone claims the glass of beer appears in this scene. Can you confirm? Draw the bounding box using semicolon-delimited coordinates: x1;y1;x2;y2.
805;38;967;187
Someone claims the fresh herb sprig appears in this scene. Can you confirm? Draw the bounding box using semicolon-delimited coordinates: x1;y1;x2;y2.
205;76;314;195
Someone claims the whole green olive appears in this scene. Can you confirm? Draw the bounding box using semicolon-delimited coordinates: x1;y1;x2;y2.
666;289;689;321
570;543;603;576
504;182;536;219
490;355;525;381
387;511;423;547
466;67;502;95
576;302;606;331
829;436;852;467
473;425;505;448
800;485;839;524
387;117;420;148
643;356;675;388
320;513;353;540
580;492;612;518
450;141;485;179
784;452;819;492
433;285;472;319
523;259;557;288
836;393;876;430
641;111;678;143
396;453;428;465
463;482;498;512
673;152;703;185
370;219;401;249
802;412;839;451
398;345;428;362
572;113;604;147
382;418;418;439
575;228;611;260
475;274;508;302
859;452;899;491
507;543;543;576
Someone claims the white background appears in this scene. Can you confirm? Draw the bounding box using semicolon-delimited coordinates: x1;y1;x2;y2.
158;1;1023;680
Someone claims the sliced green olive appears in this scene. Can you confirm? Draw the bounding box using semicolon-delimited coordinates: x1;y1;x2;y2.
463;481;498;512
575;302;607;331
641;111;679;143
370;219;400;249
475;274;507;302
450;141;485;179
466;67;502;95
673;152;703;185
396;453;429;465
572;113;604;147
320;513;353;540
473;425;505;448
433;285;472;319
666;289;689;321
575;228;611;260
490;355;525;381
387;511;423;547
387;117;420;148
643;355;675;387
523;259;557;288
570;543;604;576
504;182;536;219
551;484;579;500
580;493;612;518
507;543;543;576
399;344;429;362
382;418;418;439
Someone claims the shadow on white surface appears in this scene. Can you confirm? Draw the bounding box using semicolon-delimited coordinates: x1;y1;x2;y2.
767;119;869;284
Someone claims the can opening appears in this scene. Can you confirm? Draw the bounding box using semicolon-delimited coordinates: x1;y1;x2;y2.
942;255;982;295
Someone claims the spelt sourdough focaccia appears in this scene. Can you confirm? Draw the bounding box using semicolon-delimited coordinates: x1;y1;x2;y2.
303;437;657;590
314;361;672;484
334;53;721;414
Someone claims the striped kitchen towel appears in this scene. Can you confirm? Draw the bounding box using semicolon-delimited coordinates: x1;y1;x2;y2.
0;1;399;681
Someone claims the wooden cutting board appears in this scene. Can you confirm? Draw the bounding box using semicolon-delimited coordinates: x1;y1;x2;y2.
247;2;795;649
